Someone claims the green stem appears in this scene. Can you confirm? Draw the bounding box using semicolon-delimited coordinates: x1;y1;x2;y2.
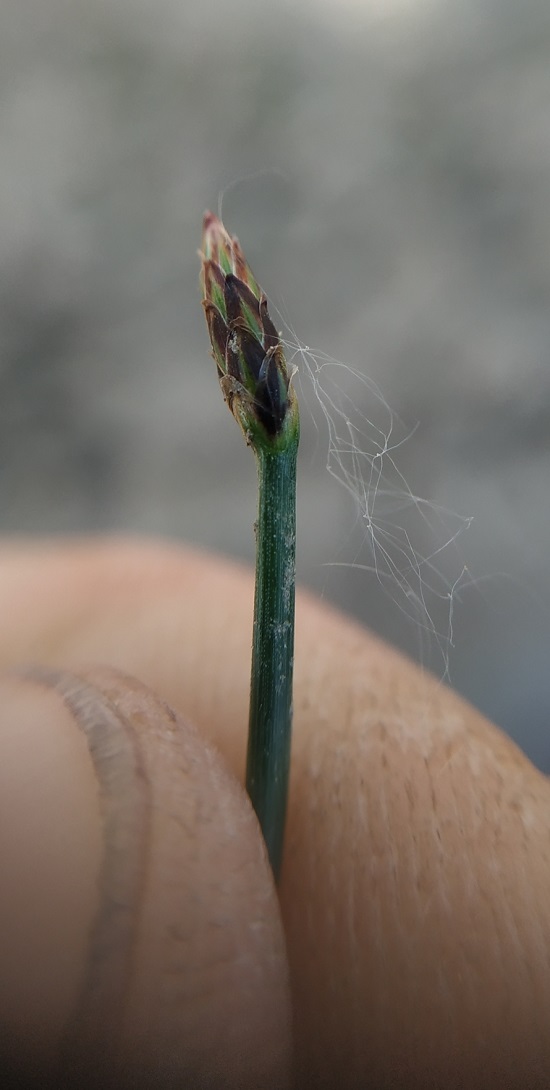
246;435;298;881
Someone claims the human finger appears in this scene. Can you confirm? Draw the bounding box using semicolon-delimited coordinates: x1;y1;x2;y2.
0;538;549;1087
0;667;291;1089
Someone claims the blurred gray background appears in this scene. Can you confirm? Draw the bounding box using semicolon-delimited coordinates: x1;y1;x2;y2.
1;0;549;766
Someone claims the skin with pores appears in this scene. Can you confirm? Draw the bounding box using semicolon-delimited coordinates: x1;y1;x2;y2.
0;537;549;1088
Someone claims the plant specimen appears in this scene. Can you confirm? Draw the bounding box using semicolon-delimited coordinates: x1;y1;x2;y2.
200;213;299;880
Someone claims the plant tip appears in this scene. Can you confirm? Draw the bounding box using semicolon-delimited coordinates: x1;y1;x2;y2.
200;214;298;446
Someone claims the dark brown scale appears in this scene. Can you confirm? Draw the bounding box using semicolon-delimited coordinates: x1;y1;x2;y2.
260;297;280;352
223;273;261;327
237;327;266;384
256;352;287;435
203;303;228;364
232;277;261;322
223;275;246;325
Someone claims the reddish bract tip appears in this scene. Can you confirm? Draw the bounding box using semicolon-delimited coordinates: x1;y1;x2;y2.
202;211;234;263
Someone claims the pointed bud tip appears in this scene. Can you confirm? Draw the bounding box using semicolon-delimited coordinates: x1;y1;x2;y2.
202;210;227;237
202;211;233;254
200;212;298;443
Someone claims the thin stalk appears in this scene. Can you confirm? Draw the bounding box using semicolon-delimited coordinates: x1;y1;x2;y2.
200;211;300;880
247;441;298;880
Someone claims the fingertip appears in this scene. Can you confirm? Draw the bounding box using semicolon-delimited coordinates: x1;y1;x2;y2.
0;674;103;1082
0;668;291;1089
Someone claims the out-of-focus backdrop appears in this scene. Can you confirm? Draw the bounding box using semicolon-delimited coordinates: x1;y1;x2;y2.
1;0;549;765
